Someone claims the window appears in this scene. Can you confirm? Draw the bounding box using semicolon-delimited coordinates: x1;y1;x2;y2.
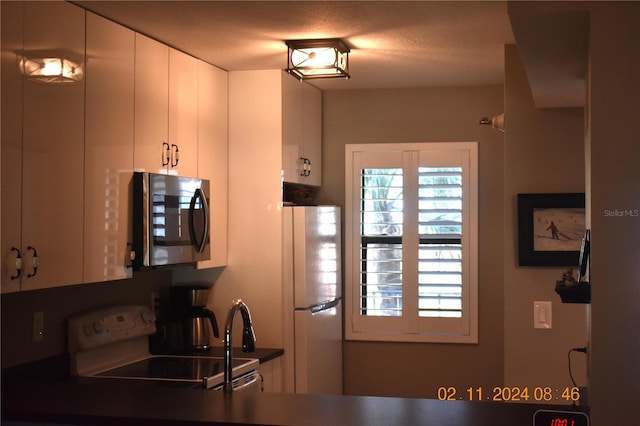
345;142;478;343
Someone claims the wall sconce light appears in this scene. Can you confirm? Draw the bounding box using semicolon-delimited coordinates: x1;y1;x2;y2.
479;113;505;132
19;56;84;83
285;38;350;80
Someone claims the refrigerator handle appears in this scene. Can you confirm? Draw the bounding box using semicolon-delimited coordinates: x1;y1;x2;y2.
307;298;341;314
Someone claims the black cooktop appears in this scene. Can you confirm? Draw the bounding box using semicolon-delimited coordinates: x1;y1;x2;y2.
95;356;246;381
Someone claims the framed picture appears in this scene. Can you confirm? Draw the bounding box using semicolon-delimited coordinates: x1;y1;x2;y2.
517;193;585;266
577;229;590;282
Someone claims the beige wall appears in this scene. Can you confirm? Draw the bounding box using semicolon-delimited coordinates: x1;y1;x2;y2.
1;269;172;367
587;3;640;424
503;45;588;392
318;86;506;398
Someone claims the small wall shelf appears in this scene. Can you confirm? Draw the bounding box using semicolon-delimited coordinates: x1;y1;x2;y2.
555;281;590;304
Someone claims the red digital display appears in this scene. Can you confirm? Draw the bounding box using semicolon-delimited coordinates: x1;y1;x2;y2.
534;409;589;426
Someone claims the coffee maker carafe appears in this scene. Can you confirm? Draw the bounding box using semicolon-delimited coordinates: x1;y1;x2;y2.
171;285;219;350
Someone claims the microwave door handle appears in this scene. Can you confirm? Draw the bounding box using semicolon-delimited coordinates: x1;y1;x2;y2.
200;188;210;253
189;188;209;253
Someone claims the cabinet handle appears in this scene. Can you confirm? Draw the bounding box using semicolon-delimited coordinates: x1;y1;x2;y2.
162;142;171;166
10;247;22;280
125;243;134;268
26;246;38;278
299;157;311;177
171;144;180;168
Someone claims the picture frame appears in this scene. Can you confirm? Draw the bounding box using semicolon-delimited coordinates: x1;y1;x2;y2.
577;229;590;283
517;193;585;266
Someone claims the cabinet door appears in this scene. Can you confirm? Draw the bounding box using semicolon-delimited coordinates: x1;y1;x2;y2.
21;1;85;290
281;72;304;184
134;34;169;174
168;49;199;177
281;73;322;186
1;0;23;293
196;61;228;268
302;83;322;186
260;357;283;392
84;12;135;283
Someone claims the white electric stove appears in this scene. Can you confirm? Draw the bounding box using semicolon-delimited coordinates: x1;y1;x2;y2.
67;305;260;390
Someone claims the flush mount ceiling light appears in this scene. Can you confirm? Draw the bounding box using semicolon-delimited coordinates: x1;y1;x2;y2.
285;38;350;80
19;56;83;84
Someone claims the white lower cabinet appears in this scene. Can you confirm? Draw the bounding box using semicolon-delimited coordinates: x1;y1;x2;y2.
83;12;135;283
260;357;283;392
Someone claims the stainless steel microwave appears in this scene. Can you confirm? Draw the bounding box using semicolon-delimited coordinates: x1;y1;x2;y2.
132;172;210;269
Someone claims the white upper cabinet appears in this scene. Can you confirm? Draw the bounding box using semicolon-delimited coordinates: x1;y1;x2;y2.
196;61;229;268
282;74;322;186
1;0;24;293
134;35;199;177
133;34;169;174
282;74;304;183
84;12;135;283
168;49;199;177
2;3;228;291
4;1;86;291
301;83;322;186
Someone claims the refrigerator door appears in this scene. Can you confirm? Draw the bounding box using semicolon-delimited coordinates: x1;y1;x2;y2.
292;206;342;308
283;206;343;394
294;299;343;394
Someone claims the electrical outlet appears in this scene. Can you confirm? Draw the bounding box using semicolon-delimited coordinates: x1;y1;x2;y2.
33;311;44;342
150;292;160;316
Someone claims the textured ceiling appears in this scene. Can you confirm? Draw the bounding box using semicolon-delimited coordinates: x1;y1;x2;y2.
75;1;516;91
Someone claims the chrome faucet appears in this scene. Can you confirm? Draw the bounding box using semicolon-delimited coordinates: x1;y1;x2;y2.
223;299;256;393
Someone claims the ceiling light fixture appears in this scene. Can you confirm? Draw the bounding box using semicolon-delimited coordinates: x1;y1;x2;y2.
285;38;350;80
19;56;83;84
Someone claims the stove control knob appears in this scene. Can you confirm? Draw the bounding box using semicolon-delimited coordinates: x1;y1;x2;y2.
92;320;105;334
83;323;94;337
83;320;104;336
141;310;155;324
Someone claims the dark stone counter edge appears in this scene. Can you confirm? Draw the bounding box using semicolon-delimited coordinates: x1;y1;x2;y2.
1;379;589;426
2;349;590;426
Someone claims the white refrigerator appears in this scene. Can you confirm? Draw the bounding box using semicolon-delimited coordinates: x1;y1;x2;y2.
282;206;343;394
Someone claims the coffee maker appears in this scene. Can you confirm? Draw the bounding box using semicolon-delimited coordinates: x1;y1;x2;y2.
171;285;219;351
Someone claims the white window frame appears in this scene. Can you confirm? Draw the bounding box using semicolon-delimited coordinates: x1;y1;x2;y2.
345;142;478;343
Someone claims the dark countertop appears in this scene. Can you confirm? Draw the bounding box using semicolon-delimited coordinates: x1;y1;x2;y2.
2;349;588;426
1;379;588;426
177;346;284;364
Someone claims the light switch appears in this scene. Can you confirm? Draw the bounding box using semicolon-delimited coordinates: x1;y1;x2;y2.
534;301;552;329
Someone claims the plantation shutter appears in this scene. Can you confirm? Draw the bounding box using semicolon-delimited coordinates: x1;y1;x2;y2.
346;143;477;343
418;167;464;318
